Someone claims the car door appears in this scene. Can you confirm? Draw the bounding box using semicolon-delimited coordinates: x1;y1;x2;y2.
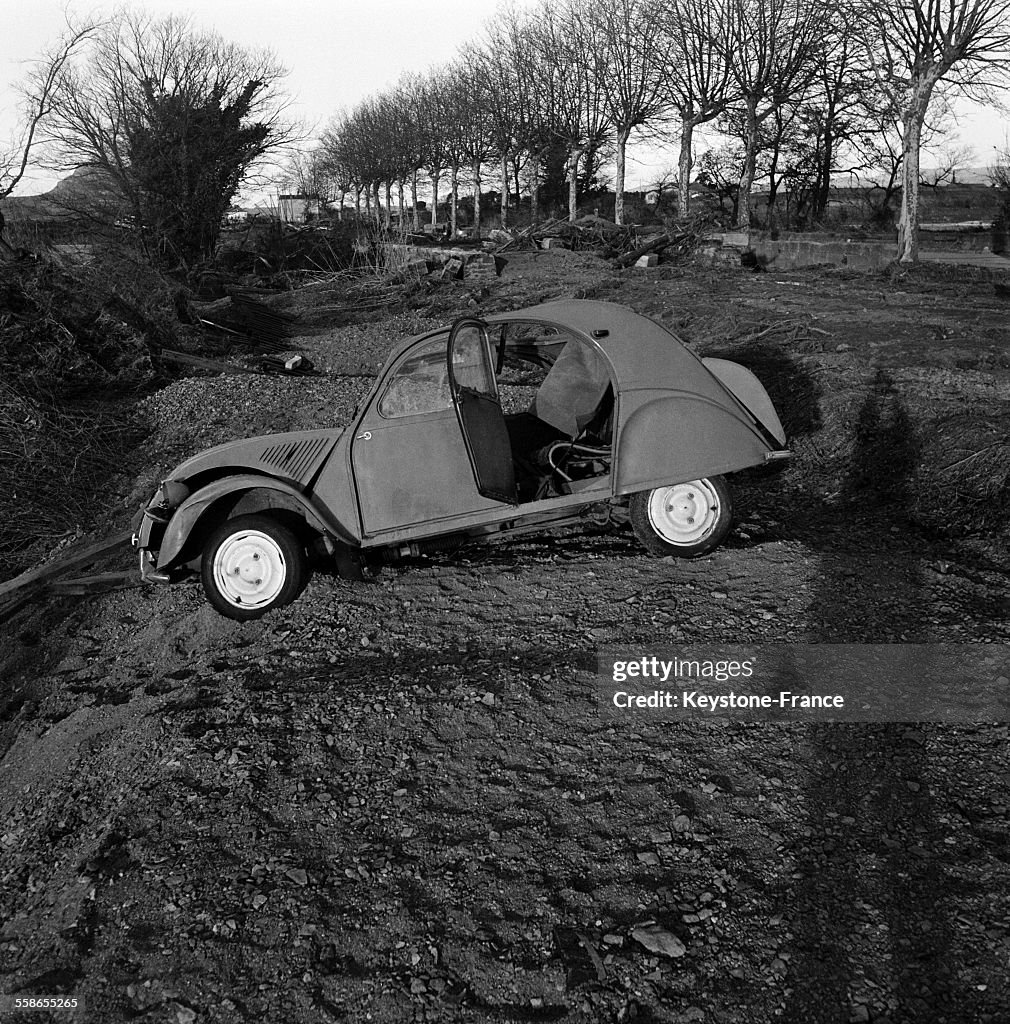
349;333;502;537
447;318;518;506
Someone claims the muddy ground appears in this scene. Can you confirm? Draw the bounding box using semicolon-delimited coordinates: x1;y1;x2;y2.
1;250;1010;1024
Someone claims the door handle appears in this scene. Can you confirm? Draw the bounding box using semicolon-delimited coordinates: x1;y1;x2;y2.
356;431;372;440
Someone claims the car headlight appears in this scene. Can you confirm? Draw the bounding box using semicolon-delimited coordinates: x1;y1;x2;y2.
146;480;191;522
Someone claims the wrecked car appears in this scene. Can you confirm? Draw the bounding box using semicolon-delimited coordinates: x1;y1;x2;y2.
134;300;789;620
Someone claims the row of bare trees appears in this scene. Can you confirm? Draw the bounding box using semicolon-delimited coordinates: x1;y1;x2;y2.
293;0;1010;262
3;1;1008;266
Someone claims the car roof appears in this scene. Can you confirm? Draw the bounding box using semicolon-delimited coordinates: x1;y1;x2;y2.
485;299;705;387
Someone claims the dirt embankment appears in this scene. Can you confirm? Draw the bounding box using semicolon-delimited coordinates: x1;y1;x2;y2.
2;251;1010;1024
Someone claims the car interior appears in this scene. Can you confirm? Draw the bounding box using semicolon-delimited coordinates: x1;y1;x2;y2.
494;323;615;502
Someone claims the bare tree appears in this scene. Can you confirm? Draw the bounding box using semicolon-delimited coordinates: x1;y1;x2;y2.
2;18;97;202
474;12;536;231
41;11;294;269
281;147;346;219
323;109;374;220
919;142;976;188
534;0;613;222
860;0;1010;261
416;69;455;231
659;0;734;218
796;4;885;221
724;0;826;228
451;62;494;238
439;76;472;237
317;115;355;220
511;11;561;225
589;0;669;224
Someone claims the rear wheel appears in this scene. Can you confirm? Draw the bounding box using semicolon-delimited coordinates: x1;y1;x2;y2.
630;476;732;558
201;514;308;620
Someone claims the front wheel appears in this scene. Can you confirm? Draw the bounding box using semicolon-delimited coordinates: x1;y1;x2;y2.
630;476;732;558
201;514;309;620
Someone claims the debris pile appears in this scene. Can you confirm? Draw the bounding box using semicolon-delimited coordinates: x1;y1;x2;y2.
0;256;157;398
0;254;166;574
496;215;703;268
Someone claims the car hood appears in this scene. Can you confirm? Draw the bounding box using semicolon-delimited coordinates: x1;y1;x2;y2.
167;427;343;489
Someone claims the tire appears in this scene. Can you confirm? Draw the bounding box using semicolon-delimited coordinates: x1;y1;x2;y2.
630;476;733;558
201;514;309;620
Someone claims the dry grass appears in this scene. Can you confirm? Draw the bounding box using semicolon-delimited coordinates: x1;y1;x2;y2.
0;381;143;574
0;252;175;574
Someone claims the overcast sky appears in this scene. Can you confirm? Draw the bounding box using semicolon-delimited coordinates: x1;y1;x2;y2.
3;0;1008;200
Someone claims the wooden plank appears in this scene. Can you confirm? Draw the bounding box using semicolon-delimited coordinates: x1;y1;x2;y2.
48;570;139;596
158;349;259;374
0;530;133;602
0;588;42;623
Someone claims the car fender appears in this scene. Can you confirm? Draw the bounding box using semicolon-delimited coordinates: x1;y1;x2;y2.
156;474;356;570
615;393;775;496
701;358;787;445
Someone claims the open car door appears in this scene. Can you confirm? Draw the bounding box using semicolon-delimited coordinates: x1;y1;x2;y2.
447;319;518;505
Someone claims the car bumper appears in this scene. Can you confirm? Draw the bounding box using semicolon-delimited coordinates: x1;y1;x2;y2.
133;536;171;584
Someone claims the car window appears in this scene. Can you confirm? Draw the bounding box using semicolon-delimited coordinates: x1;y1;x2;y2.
451;323;495;396
378;335;452;418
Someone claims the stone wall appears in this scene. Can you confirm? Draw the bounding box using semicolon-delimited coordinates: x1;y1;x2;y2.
386;244;505;282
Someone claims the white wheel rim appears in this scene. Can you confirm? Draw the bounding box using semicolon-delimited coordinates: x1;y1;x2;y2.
647;480;720;546
212;529;287;609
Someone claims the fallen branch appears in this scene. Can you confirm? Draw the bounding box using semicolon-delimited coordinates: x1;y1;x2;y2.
613;233;673;269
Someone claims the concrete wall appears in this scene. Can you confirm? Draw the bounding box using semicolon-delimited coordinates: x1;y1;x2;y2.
703;231;894;271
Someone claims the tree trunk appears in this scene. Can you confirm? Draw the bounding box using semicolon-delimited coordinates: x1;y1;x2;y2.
614;127;630;226
450;163;459;236
472;158;482;240
500;152;510;230
766;147;780;230
398;181;405;228
814;111;835;219
530;154;540;226
364;187;370;217
737;99;759;229
677;121;695;219
430;168;440;229
897;102;927;263
383;182;392;229
567;147;583;223
337;189;346;221
579;143;597;197
411;172;419;230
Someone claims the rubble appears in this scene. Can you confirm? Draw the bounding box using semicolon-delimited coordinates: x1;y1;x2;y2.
493;216;703;269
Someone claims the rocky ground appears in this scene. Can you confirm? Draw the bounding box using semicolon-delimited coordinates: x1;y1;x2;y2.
1;249;1010;1024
